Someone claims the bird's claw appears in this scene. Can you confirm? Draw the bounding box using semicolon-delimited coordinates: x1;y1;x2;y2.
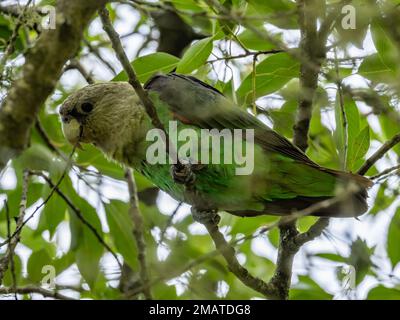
191;207;220;225
171;163;196;185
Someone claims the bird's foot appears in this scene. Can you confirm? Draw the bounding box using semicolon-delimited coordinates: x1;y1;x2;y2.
191;207;220;225
171;163;196;185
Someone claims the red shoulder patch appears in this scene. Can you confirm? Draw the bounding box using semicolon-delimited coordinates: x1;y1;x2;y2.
173;112;192;124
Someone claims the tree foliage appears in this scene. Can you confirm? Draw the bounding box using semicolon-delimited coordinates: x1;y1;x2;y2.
0;0;400;300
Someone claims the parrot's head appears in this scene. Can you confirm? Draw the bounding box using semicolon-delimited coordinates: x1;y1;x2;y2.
59;82;148;157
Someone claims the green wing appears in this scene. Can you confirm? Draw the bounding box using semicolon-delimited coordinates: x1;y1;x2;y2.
144;73;371;217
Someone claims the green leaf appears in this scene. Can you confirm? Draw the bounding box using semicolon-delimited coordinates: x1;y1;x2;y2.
334;92;346;167
270;105;296;138
345;99;360;146
316;253;347;263
36;185;67;237
367;286;400;300
66;183;104;288
334;0;373;49
379;113;400;156
246;0;297;29
370;19;399;72
105;200;138;270
237;29;277;51
230;215;277;234
387;207;400;269
2;254;22;287
290;275;333;300
369;183;396;215
347;126;370;171
170;0;205;12
13;144;65;177
237;53;299;103
176;37;213;74
348;238;374;285
113;52;180;83
1;182;43;221
358;54;395;83
27;249;53;283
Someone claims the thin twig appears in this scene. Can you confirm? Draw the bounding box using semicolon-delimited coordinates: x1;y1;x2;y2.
358;133;400;175
29;170;123;271
294;218;330;246
35;119;67;160
207;49;284;63
335;48;348;170
268;0;328;300
64;59;95;84
202;220;281;299
0;170;29;285
83;39;117;75
125;169;152;300
0;144;78;249
99;7;182;167
159;202;182;245
0;286;75;300
370;164;400;180
0;0;33;74
5;198;17;299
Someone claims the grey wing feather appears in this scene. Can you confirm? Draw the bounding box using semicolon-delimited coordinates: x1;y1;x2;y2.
144;73;319;166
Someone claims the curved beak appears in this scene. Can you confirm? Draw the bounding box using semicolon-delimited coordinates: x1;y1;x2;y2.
61;118;84;150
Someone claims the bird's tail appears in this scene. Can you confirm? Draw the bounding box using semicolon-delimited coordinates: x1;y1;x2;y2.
316;169;372;217
229;171;372;218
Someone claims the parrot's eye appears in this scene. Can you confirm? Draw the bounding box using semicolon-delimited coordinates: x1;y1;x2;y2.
81;102;94;113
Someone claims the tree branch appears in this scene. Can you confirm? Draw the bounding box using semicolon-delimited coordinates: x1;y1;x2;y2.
99;8;165;135
64;59;95;84
207;49;284;63
0;286;75;300
202;220;281;299
0;170;29;285
0;0;33;75
125;169;152;300
28;170;123;271
358;133;400;175
268;0;329;300
293;0;322;152
370;164;400;181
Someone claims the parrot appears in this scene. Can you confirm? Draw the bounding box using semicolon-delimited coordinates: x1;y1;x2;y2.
59;73;372;218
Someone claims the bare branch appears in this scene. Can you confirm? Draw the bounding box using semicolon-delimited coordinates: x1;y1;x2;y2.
0;0;33;74
0;286;75;300
268;0;329;300
99;8;165;134
83;39;117;75
295;218;330;246
64;59;95;84
370;164;400;180
125;169;152;300
159;202;182;245
358;133;400;175
293;0;323;151
0;144;79;248
29;170;123;271
207;49;284;63
0;170;29;285
202;219;281;299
